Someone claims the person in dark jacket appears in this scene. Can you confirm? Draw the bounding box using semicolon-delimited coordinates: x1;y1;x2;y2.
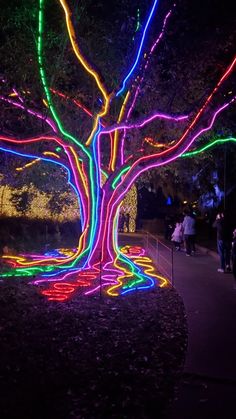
124;213;130;233
213;212;231;273
182;210;196;256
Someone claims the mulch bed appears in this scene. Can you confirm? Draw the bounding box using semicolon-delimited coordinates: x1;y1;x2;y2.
0;279;187;419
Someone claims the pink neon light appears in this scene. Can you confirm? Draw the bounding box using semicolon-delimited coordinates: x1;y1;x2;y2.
102;89;236;261
1;2;235;303
83;284;108;296
120;7;174;164
65;147;88;230
155;55;236;158
51;87;113;150
50;88;94;120
101;112;188;135
0;96;58;132
37;264;120;300
126;8;173;123
0;134;65;147
120;56;236;175
12;88;24;103
0;135;90;265
86;190;106;265
107;98;236;238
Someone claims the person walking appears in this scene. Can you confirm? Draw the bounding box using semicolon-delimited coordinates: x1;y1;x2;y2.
182;210;196;256
213;212;231;273
124;212;130;233
164;214;174;241
171;220;183;251
118;211;126;232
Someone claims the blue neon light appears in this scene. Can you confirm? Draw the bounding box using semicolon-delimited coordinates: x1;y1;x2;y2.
83;123;102;266
116;0;159;97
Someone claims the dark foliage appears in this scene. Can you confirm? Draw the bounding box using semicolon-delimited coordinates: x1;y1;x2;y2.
0;281;187;419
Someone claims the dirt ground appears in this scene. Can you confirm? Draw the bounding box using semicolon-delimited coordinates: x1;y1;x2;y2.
0;279;187;419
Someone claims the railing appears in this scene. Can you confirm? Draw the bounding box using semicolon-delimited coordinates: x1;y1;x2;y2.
141;230;174;285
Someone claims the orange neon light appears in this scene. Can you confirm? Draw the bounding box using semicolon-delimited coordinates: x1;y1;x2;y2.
59;0;110;146
16;158;41;171
144;137;169;148
43;151;60;158
111;91;130;171
68;146;89;198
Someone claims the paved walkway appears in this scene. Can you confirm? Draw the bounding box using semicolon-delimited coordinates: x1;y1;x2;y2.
120;233;236;419
163;242;236;419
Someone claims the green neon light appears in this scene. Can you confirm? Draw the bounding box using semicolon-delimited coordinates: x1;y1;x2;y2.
132;8;141;41
112;166;131;189
113;216;148;290
38;1;85;151
37;0;98;262
1;265;51;277
101;169;108;179
135;9;141;32
182;137;236;158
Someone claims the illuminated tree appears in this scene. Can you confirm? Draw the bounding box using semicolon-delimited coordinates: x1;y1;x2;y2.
0;0;235;300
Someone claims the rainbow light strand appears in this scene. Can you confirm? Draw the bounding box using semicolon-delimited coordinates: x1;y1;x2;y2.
0;1;235;302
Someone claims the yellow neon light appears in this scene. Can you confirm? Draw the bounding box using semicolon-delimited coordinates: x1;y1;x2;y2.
69;147;89;197
43;98;49;107
121;245;169;288
144;137;168;148
58;248;76;257
107;207;132;296
2;255;26;262
107;256;133;297
59;0;110;146
16;152;60;172
86;97;111;146
16;158;41;171
111;91;130;171
43;151;60;158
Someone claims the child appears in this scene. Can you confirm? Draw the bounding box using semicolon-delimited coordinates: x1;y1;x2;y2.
171;221;183;251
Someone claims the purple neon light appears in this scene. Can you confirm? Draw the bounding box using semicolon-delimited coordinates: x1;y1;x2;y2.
12;88;24;103
127;8;173;121
101;111;188;136
120;7;174;164
86;189;106;265
65;148;87;230
0;96;58;132
104;97;236;254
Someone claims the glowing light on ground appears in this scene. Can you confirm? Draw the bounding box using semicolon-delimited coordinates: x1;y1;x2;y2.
34;246;169;301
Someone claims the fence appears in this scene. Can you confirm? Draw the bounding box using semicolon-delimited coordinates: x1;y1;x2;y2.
141;230;174;285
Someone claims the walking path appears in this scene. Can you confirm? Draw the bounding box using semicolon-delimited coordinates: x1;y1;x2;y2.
160;242;236;419
120;233;236;419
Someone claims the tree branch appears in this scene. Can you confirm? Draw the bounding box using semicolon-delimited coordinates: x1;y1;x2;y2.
0;134;89;227
100;111;189;136
124;6;174;122
0;95;58;133
117;96;236;197
115;0;160;97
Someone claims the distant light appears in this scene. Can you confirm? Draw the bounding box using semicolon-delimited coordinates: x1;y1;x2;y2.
183;200;187;204
166;196;172;205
